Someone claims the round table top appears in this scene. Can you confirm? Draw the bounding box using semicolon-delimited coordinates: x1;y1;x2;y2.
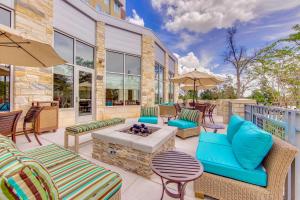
202;123;225;130
151;151;203;182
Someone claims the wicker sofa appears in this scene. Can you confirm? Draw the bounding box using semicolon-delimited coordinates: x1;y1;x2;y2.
194;116;298;200
0;135;122;200
168;108;201;139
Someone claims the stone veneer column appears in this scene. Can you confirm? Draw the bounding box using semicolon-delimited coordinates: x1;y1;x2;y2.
13;1;54;118
163;53;169;103
95;21;106;120
174;61;179;102
141;35;155;106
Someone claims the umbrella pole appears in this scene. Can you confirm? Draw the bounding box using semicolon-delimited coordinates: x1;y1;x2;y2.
193;80;196;108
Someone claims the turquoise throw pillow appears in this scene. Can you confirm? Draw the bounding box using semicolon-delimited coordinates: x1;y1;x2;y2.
232;121;273;170
227;115;245;143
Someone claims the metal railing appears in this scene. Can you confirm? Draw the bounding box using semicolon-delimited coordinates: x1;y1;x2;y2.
244;104;300;200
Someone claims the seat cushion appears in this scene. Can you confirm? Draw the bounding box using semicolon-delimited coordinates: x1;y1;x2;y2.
138;116;158;124
66;118;125;134
227;115;245;143
232;121;273;170
140;106;158;117
26;144;122;200
199;132;231;147
168;119;197;129
196;140;267;186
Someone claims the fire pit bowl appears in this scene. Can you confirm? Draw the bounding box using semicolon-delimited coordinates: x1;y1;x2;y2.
119;123;160;137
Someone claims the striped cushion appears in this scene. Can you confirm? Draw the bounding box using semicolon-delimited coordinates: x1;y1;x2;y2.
179;109;200;124
3;166;54;200
0;148;59;200
65;118;125;134
25;144;79;168
27;145;122;200
141;106;158;117
0;135;17;149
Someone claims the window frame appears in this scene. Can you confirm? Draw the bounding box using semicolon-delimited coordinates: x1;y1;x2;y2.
0;5;13;111
105;49;141;106
155;62;164;104
53;29;96;109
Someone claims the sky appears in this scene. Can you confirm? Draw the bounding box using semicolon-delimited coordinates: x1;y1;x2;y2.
125;0;300;76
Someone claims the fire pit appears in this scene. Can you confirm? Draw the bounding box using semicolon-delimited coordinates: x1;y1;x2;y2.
119;123;160;137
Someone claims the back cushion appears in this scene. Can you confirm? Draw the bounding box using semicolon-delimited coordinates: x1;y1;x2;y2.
179;109;200;124
232;121;273;170
141;107;158;117
227;115;245;143
0;146;59;199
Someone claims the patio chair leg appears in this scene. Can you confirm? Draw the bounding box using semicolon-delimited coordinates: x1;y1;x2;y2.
195;192;205;199
33;133;42;146
23;124;31;142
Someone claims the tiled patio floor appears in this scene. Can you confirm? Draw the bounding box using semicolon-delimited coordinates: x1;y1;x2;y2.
16;116;225;200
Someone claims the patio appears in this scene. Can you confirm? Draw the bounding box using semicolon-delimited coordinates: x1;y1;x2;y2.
15;116;225;200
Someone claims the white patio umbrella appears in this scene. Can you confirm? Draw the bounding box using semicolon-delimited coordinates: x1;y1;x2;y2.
181;84;216;91
172;69;223;105
0;25;66;67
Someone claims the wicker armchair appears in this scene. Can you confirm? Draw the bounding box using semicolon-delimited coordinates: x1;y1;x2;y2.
194;136;298;200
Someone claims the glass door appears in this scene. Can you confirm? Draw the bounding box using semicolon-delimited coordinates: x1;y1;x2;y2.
75;66;95;123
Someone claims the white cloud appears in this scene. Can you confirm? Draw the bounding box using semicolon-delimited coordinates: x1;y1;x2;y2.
151;0;300;33
173;32;200;50
126;9;144;26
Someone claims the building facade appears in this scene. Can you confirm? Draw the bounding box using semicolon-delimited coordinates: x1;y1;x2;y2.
0;0;178;127
87;0;126;19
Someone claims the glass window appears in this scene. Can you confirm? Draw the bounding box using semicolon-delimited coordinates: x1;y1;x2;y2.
96;4;102;13
125;55;140;75
114;2;120;13
0;7;11;27
54;32;74;64
169;71;175;102
106;73;123;106
125;75;140;105
155;62;164;104
0;66;10;111
79;71;92;115
53;65;74;108
76;41;94;68
106;51;124;73
106;51;141;106
104;0;110;5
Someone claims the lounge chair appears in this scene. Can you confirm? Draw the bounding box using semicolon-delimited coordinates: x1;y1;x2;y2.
194;115;298;200
168;108;201;139
138;106;159;124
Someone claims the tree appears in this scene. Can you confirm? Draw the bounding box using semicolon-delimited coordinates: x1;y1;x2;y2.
224;27;257;98
254;24;300;107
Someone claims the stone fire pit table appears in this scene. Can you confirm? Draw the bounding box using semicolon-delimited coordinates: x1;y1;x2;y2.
92;123;177;177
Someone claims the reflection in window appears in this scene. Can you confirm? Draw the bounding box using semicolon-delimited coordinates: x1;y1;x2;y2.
53;65;74;108
169;71;175;102
106;73;123;106
155;63;164;104
96;4;102;13
106;51;141;106
54;32;74;64
0;7;11;27
79;71;92;115
114;2;120;13
0;66;10;111
76;41;94;68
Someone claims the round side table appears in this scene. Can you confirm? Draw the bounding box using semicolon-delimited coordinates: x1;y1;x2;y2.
151;151;203;200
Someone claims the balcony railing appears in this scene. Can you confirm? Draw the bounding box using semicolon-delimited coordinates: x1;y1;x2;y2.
244;104;300;200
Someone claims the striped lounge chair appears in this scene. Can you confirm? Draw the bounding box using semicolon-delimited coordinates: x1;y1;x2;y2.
168;108;201;139
0;135;122;200
138;106;159;124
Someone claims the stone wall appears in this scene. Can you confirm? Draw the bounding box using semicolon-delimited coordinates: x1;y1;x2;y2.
13;0;54;121
141;35;155;106
222;99;256;123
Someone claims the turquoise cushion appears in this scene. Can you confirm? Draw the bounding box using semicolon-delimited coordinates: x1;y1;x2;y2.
138;116;158;124
196;139;267;186
227;115;245;143
199;132;231;147
168;119;197;129
232;121;273;170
